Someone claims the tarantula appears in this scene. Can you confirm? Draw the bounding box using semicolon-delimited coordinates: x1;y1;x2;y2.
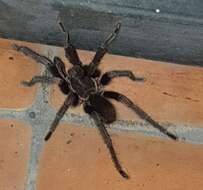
13;21;178;179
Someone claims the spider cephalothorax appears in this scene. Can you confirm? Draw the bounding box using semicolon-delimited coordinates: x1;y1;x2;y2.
13;20;178;179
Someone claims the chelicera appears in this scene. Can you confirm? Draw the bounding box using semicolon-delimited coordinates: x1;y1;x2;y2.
13;21;178;179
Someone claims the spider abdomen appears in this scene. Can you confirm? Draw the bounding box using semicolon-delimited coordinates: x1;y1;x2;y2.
69;77;97;100
88;94;116;124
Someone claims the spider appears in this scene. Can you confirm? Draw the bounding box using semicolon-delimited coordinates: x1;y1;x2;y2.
13;21;178;179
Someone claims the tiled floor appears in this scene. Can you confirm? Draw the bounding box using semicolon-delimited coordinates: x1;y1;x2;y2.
0;44;40;109
0;38;203;190
37;124;203;190
0;120;32;190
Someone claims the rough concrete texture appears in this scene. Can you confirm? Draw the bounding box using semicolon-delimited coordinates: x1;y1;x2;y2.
0;0;203;66
0;38;203;190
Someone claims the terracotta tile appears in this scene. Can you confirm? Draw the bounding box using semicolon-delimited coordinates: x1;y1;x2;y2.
0;120;32;190
0;38;42;109
50;48;203;127
37;123;203;190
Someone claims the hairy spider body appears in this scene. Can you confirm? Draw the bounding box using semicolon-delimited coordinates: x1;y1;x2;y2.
13;21;178;179
68;72;98;100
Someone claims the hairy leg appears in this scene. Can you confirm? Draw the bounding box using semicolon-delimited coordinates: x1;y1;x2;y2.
13;44;68;80
21;76;60;87
84;104;129;179
58;21;82;66
101;70;145;85
53;56;67;80
88;22;121;76
103;91;178;140
91;111;129;179
44;93;75;141
12;44;53;66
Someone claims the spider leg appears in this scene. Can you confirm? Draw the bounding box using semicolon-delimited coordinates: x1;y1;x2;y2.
13;44;68;80
88;22;121;76
84;104;129;179
53;56;67;80
101;70;145;85
12;44;53;67
103;91;178;140
58;21;82;66
21;75;60;87
44;93;75;141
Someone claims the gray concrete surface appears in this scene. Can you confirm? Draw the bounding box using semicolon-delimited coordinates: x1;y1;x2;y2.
0;48;203;190
0;0;203;66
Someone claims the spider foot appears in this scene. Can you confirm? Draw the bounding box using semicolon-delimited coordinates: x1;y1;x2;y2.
119;169;129;179
102;22;122;48
44;131;53;141
131;76;145;82
12;44;20;51
21;76;59;87
165;131;179;141
21;80;34;87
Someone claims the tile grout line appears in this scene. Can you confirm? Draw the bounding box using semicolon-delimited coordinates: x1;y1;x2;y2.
24;83;55;190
